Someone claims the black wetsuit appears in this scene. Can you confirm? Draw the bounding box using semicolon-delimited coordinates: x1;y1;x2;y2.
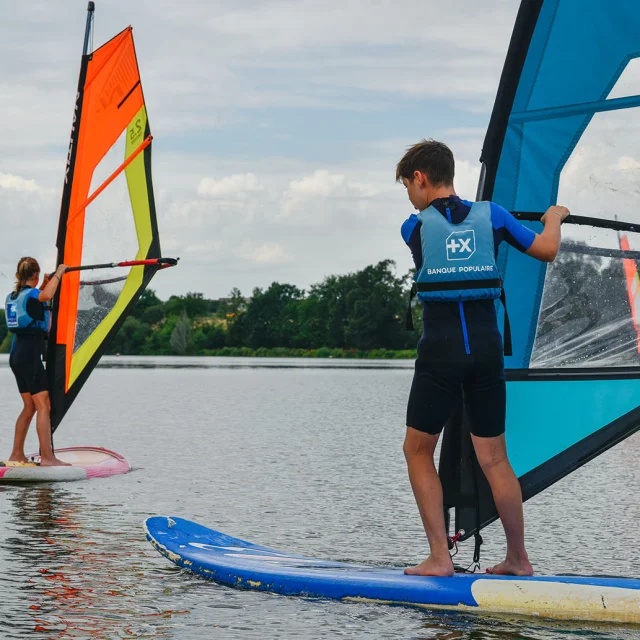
9;294;48;396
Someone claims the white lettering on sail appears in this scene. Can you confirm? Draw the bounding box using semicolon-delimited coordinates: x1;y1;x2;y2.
65;91;80;185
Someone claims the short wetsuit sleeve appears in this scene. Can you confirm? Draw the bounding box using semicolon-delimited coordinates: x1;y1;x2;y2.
401;214;422;269
26;289;45;321
401;214;418;244
490;202;536;252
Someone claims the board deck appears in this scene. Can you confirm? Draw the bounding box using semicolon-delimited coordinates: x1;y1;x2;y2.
145;516;640;624
0;447;130;483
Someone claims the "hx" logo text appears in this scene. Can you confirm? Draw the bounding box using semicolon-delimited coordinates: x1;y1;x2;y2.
446;230;476;261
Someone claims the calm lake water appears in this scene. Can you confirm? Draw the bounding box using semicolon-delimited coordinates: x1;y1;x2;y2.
0;355;638;639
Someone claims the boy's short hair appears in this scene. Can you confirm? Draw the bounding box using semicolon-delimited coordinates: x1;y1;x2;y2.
395;139;455;187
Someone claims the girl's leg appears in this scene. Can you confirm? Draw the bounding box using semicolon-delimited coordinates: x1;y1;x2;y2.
8;393;36;462
32;391;70;466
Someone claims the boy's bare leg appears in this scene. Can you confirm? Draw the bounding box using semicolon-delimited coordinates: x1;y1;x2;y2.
403;427;454;577
471;433;533;576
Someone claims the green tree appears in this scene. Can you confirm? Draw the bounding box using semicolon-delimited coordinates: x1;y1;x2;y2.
170;310;192;355
108;316;151;355
342;260;409;350
193;322;226;352
140;304;165;326
308;260;414;350
294;294;327;348
222;288;247;347
243;283;304;349
131;289;162;319
164;293;211;319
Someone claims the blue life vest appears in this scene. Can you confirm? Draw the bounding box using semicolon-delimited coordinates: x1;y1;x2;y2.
413;201;502;302
4;287;50;335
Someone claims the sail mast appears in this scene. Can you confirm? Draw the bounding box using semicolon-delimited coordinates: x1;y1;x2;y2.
48;2;97;431
82;2;95;57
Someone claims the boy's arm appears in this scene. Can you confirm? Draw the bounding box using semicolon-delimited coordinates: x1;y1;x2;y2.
525;206;570;262
493;203;569;262
401;214;422;270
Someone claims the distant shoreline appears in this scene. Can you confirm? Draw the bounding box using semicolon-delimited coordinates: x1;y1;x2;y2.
190;347;416;359
0;348;416;361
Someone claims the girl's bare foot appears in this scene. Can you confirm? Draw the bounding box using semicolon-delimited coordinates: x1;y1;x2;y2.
404;555;454;577
39;457;72;467
7;454;29;463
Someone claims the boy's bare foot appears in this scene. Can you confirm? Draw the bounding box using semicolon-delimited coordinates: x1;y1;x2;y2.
39;457;72;467
404;555;454;577
486;556;534;576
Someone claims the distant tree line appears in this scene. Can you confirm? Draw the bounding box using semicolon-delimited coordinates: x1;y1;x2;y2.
104;259;420;357
0;260;419;357
1;253;637;362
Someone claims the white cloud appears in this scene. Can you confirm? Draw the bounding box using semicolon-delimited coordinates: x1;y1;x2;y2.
233;242;292;265
281;170;383;218
0;173;40;192
288;171;350;198
197;173;265;198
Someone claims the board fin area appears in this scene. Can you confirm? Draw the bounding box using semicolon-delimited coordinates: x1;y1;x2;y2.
145;516;640;624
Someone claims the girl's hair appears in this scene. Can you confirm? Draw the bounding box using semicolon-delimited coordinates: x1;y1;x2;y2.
14;257;40;295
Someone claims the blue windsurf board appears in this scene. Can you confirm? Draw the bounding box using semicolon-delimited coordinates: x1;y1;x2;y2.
145;516;640;624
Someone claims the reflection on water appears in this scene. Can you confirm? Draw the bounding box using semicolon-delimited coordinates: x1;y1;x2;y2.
0;486;187;638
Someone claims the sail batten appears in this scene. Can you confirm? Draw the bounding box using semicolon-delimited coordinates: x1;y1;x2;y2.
67;134;153;225
510;93;640;123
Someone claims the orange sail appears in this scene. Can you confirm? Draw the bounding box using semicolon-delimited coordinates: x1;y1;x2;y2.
48;24;162;431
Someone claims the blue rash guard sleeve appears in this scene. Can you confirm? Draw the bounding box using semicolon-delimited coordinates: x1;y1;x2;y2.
401;214;422;269
489;202;536;252
401;214;419;244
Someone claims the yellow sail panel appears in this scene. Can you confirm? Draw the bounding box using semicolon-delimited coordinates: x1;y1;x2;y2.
68;106;155;387
126;106;156;260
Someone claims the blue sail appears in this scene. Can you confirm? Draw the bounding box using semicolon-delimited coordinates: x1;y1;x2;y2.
441;0;640;542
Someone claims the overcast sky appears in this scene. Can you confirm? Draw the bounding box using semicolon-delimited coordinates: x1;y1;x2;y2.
0;0;522;299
